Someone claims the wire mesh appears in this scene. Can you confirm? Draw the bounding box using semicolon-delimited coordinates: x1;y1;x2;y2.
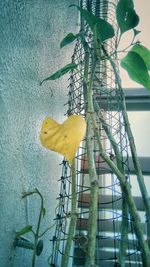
50;0;143;266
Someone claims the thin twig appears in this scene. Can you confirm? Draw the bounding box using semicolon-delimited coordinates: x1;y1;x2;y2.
61;159;77;267
95;102;129;266
32;189;44;267
90;112;150;266
102;46;150;249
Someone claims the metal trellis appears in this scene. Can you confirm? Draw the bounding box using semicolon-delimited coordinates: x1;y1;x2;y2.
50;1;144;266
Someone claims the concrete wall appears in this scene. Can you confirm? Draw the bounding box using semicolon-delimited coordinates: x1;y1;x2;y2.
0;1;78;266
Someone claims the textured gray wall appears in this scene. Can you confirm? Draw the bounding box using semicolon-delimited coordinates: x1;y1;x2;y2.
0;1;78;266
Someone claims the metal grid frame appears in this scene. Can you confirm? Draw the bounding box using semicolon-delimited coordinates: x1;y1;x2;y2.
49;1;143;266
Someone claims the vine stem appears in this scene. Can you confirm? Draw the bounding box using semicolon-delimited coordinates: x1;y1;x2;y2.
81;39;150;266
82;27;129;266
122;97;150;248
38;223;56;238
95;106;128;267
90;112;150;266
85;117;99;267
32;189;44;267
61;158;77;267
81;31;99;265
78;4;150;265
102;46;150;247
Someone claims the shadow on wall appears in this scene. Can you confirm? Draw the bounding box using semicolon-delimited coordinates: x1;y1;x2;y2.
0;0;78;266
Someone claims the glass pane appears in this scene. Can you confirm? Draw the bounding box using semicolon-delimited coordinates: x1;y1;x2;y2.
130;175;150;197
127;111;150;157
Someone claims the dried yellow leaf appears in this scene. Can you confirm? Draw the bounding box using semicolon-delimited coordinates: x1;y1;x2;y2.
40;115;86;164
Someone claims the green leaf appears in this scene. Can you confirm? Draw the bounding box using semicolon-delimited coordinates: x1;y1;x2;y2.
116;0;139;34
42;207;46;218
131;44;150;70
40;63;78;85
121;51;150;90
16;225;33;238
70;5;114;41
60;33;78;48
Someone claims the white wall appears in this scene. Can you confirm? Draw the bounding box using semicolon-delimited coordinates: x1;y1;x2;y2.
0;1;78;266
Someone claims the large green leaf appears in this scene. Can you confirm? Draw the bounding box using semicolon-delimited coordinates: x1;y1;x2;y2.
116;0;139;34
60;33;78;48
16;225;33;238
131;44;150;70
70;5;114;41
121;51;150;90
40;63;77;85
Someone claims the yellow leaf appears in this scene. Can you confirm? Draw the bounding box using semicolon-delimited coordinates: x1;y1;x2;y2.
40;115;86;164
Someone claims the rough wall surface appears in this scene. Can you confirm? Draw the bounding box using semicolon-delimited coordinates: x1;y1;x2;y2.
0;1;78;266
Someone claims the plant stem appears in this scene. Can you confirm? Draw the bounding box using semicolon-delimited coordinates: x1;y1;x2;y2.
103;47;150;247
61;158;77;267
119;196;129;267
90;113;150;266
85;49;100;266
85;181;99;267
81;29;99;265
32;189;44;267
80;5;150;265
122;96;150;247
85;118;99;267
39;223;56;238
95;106;129;267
